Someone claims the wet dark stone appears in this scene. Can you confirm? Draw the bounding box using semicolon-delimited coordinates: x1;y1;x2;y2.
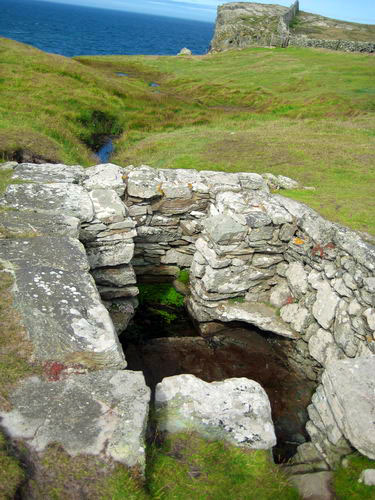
125;323;315;462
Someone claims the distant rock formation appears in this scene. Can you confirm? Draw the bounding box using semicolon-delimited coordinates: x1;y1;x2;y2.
210;1;375;53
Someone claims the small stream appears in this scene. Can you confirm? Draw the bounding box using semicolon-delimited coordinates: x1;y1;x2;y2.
96;138;114;163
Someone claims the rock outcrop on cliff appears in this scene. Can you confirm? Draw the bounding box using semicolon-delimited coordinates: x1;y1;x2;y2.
210;1;375;53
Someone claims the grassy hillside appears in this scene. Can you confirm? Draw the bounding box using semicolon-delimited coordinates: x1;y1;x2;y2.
0;37;374;234
290;11;375;42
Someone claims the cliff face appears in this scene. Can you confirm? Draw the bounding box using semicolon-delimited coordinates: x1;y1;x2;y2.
210;2;289;52
210;1;375;53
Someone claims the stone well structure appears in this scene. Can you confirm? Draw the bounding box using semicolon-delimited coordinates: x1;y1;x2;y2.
1;161;375;471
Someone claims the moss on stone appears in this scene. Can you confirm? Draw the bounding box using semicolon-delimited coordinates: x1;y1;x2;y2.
138;283;184;308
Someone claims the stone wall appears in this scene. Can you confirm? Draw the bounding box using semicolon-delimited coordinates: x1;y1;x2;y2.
1;161;375;469
289;36;375;53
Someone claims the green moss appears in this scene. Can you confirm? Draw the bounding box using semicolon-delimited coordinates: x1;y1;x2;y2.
149;308;177;324
0;432;25;499
177;269;190;285
138;284;184;308
333;453;375;499
147;432;299;500
228;296;246;304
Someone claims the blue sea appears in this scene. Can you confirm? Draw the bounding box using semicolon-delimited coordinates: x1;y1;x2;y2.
0;0;214;56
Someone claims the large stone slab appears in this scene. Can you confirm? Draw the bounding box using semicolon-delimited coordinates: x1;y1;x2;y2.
1;183;94;222
0;370;150;469
12;163;84;184
155;374;276;450
0;211;80;238
0;237;126;369
321;357;375;460
86;240;135;269
188;298;298;338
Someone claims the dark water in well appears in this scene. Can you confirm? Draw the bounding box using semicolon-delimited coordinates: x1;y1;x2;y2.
0;0;214;56
97;139;114;164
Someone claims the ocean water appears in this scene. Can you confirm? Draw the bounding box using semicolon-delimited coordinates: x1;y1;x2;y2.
0;0;214;57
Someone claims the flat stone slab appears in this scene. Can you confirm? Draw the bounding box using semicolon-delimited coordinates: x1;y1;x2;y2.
189;298;298;338
155;374;276;450
0;237;126;369
12;163;85;184
0;183;94;222
0;370;150;469
0;211;80;238
322;357;375;459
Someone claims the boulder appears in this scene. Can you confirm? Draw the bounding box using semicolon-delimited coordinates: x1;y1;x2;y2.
155;374;276;450
321;357;375;459
177;47;192;55
359;469;375;486
12;163;84;184
0;370;150;469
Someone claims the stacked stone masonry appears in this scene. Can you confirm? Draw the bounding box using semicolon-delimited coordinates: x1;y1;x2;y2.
1;162;375;469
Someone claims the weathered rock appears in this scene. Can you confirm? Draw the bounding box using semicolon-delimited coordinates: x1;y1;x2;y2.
308;329;344;366
358;469;375;486
270;281;291;308
203;215;247;244
1;183;94;222
86;241;134;268
321;357;375;459
92;265;136;287
161;248;193;267
0;370;150;469
0;237;126;368
83;163;125;196
12;163;84;184
89;189;127;224
155;374;276;450
286;261;308;298
127;166;161;199
0;211;80;239
312;280;340;330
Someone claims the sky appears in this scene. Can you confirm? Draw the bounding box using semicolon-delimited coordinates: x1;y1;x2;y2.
37;0;375;24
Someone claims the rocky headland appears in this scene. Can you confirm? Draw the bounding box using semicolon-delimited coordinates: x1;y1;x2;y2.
210;1;375;53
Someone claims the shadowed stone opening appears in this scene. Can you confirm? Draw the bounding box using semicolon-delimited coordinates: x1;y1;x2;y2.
121;293;316;463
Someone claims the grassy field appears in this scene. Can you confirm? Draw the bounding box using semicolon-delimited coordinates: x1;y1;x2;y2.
0;38;374;234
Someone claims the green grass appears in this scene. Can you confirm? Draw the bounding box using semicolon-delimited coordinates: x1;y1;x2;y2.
0;432;25;499
177;269;190;285
1;38;375;235
333;453;375;499
147;432;299;500
138;283;185;308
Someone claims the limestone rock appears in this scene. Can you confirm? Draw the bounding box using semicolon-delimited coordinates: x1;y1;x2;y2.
0;211;80;239
286;261;308;298
92;265;136;287
0;237;126;369
308;328;343;366
89;189;127;224
312;280;340;330
86;241;134;268
270;281;291;308
1;183;94;222
127;166;161;199
0;370;150;469
12;163;84;184
322;357;375;459
83;163;125;196
155;374;276;450
203;215;247;244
